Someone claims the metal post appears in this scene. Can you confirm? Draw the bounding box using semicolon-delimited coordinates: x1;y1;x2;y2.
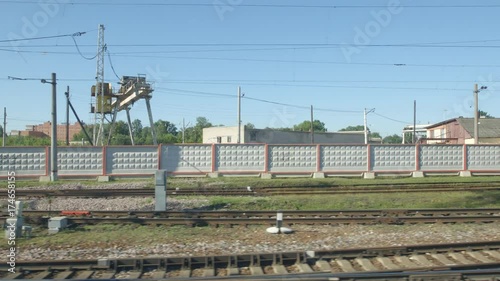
364;108;368;144
310;105;314;144
50;73;58;181
145;97;157;145
65;86;70;146
154;170;167;211
125;107;135;146
413;100;417;144
3;107;6;147
276;211;283;229
237;86;241;144
364;108;375;144
474;84;479;144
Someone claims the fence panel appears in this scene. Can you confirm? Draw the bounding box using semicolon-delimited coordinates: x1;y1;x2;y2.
216;144;265;172
419;145;463;171
161;145;212;173
106;146;158;175
371;145;415;172
466;145;500;171
58;147;103;176
268;145;316;173
0;147;46;176
320;145;367;172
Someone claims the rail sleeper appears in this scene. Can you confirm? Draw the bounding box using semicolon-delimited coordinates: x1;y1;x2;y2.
484;250;500;260
448;253;475;264
430;254;457;266
375;257;399;270
354;258;378;271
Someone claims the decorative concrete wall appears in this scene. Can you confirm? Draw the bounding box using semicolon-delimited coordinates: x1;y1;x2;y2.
1;144;499;177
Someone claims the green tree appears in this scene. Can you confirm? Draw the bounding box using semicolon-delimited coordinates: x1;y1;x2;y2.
184;117;213;143
245;123;255;129
154;119;178;136
72;124;94;143
339;125;365;131
383;134;403;144
478;110;494;118
340;125;381;139
293;120;327;132
131;119;143;139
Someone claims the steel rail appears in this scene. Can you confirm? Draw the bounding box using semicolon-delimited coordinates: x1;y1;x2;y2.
2;240;500;280
13;185;500;197
10;208;500;219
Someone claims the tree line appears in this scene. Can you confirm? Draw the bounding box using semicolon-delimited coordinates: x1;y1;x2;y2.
13;113;500;145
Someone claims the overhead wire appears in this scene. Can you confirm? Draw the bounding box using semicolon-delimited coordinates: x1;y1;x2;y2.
1;1;500;8
106;49;121;80
71;32;98;60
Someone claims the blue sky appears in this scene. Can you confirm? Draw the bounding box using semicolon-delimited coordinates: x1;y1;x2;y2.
1;0;500;137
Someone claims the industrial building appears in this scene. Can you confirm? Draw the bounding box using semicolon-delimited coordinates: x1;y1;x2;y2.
9;121;82;142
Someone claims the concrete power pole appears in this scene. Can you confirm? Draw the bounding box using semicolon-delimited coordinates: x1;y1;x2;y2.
65;86;70;146
3;107;6;147
310;105;314;144
413;100;417;144
474;84;479;145
237;86;241;144
364;108;375;144
50;73;58;181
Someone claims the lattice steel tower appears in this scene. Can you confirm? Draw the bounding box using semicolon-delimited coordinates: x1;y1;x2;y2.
91;24;108;146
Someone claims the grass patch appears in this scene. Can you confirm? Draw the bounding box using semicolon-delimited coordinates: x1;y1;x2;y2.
168;176;500;189
207;190;500;210
6;176;500;189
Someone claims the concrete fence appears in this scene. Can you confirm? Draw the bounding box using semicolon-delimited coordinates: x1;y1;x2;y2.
1;144;499;179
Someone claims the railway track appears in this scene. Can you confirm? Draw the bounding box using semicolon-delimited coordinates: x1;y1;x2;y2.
11;208;500;227
2;240;500;280
14;185;500;197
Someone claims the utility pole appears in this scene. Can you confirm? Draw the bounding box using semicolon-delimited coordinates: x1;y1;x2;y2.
49;73;58;181
237;86;242;143
364;108;375;144
65;86;70;146
3;107;6;147
413;100;417;144
310;105;314;143
474;84;479;145
182;118;185;144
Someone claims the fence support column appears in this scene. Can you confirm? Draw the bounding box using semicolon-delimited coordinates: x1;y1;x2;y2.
364;144;375;179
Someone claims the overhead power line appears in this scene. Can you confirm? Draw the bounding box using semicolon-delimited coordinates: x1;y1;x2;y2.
106;50;121;80
0;30;95;43
1;1;500;8
372;112;411;124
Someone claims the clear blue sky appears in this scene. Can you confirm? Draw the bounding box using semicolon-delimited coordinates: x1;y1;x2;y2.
1;0;499;137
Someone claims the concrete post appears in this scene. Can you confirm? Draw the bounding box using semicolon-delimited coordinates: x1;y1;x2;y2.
155;170;167;211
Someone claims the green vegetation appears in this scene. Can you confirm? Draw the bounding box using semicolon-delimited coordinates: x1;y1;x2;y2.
206;190;500;210
7;176;500;189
